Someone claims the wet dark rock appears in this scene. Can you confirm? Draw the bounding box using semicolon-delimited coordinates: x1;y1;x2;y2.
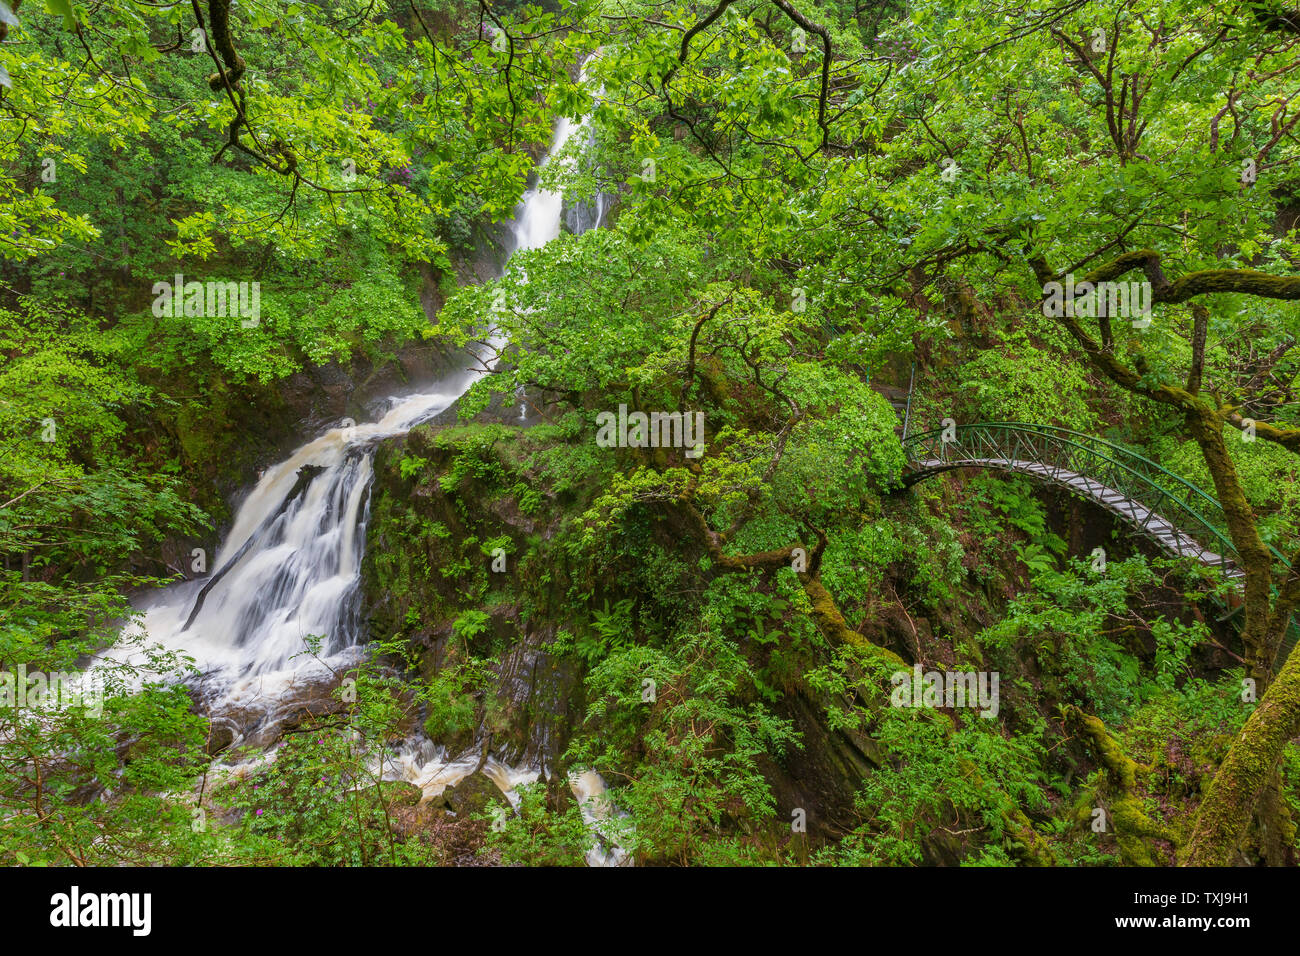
491;634;582;777
205;718;238;756
443;773;508;817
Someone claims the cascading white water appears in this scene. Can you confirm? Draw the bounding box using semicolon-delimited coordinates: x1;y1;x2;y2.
562;75;613;236
109;98;593;739
110;385;482;744
569;769;631;866
101;60;628;862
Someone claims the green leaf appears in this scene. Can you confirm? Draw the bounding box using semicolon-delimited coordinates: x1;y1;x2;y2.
44;0;74;30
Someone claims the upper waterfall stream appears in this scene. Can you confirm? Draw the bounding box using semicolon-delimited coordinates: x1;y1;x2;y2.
114;107;587;727
97;71;629;864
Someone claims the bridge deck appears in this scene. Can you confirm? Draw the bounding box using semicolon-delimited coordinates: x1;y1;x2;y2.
900;420;1294;667
911;456;1244;577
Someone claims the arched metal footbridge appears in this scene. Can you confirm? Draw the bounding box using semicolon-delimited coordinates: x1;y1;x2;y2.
899;421;1298;667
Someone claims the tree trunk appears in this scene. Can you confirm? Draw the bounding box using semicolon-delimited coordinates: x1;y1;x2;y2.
1183;647;1300;864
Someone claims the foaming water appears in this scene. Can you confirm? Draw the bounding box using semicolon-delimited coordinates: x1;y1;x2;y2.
94;58;627;862
102;85;594;734
379;735;541;808
569;769;631;866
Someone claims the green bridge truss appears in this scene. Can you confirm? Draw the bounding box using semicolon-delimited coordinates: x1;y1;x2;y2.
899;421;1298;669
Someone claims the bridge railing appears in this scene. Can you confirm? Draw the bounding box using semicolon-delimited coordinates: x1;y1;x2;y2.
901;420;1299;667
902;422;1266;577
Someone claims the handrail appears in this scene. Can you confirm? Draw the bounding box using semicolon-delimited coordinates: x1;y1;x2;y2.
901;362;915;443
906;423;1225;516
899;420;1298;667
903;421;1292;568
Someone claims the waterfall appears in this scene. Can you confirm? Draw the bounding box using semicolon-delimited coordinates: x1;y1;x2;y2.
98;59;628;863
562;75;614;236
104;72;599;741
569;769;631;866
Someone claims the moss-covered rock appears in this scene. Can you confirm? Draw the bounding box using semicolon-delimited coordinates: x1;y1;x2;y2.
443;773;509;817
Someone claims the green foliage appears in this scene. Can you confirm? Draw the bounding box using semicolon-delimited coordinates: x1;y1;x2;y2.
563;595;800;865
956;330;1100;431
980;556;1211;723
805;650;1051;867
833;711;1051;866
5;0;1299;869
423;656;496;743
0;641;211;866
481;781;593;866
557;597;634;665
451;609;492;643
399;455;430;481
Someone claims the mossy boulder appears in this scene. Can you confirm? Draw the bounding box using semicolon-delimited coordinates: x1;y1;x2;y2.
375;781;424;808
443;774;509;817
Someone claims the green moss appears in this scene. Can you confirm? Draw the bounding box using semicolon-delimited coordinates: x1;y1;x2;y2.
1065;706;1177;865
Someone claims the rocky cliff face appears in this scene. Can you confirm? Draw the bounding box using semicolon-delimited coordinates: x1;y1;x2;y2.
361;420;587;776
358;417;937;850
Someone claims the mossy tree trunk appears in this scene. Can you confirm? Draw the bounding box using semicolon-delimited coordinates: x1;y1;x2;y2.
1183;651;1300;865
1065;707;1177;866
1025;250;1300;864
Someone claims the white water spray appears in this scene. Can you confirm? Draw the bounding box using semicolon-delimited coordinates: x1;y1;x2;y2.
110;85;594;724
98;61;627;861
